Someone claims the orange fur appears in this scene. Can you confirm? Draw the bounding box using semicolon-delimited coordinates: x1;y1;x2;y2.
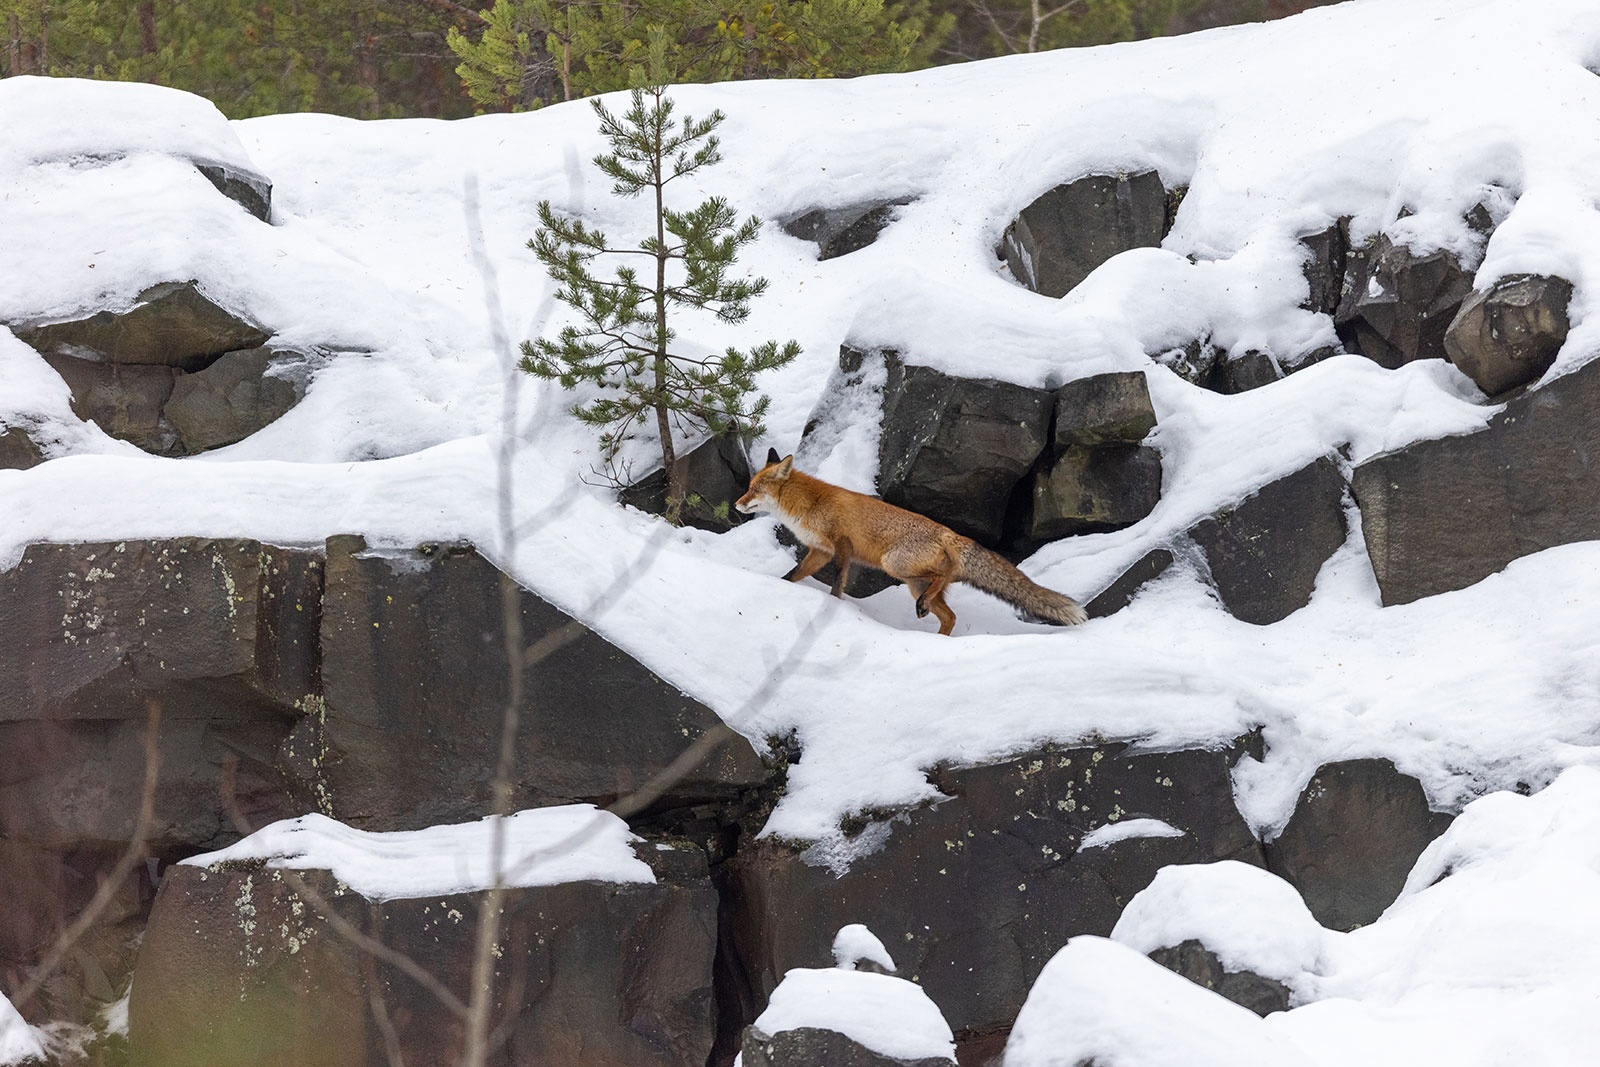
737;452;1087;635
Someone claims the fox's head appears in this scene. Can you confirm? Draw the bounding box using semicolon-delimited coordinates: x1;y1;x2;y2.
736;448;794;515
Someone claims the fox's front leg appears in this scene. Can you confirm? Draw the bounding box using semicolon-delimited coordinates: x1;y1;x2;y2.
784;545;833;584
829;537;855;598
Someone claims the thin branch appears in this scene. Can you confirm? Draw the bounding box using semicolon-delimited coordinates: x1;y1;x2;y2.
14;698;163;1011
362;906;407;1067
218;759;471;1021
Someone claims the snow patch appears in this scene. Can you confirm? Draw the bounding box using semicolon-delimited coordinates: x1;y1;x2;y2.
183;807;653;900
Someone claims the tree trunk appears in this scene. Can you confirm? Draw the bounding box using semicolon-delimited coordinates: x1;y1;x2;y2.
359;33;382;118
138;1;158;54
651;88;684;524
7;13;21;76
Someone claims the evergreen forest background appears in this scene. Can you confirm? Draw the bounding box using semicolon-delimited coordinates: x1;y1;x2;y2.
4;0;1338;119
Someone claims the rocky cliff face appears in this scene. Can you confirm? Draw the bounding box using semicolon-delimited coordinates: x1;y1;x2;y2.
0;526;1468;1065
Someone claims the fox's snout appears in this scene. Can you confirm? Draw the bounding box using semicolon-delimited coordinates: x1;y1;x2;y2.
735;494;760;514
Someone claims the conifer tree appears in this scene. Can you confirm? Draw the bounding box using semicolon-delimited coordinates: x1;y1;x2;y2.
520;55;800;524
447;0;946;113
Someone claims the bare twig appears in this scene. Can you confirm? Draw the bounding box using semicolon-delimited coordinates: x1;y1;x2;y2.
362;905;408;1067
13;699;163;1011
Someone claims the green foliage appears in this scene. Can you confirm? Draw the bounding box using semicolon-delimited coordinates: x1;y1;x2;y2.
448;0;947;112
521;81;800;521
2;0;484;119
939;0;1207;61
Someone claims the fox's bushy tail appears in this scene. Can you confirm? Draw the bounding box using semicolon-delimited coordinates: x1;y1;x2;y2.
956;542;1088;626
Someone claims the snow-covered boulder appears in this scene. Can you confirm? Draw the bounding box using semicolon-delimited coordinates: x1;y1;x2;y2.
14;281;270;372
1353;354;1600;605
1444;274;1574;397
314;536;772;828
618;433;754;532
740;943;956;1067
1187;455;1347;625
1264;759;1452;931
0;75;271;222
1112;861;1325;1016
1002;936;1310;1067
1023;370;1162;542
130;809;716;1067
877;355;1053;545
9;279;301;456
727;741;1261;1037
162;345;312;454
1336;234;1478;369
1001;171;1172;299
782;198;912;261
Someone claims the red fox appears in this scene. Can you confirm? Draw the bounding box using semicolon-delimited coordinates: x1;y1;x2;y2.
736;449;1088;636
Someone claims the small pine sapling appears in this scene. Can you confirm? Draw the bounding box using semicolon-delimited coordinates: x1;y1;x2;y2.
522;76;800;524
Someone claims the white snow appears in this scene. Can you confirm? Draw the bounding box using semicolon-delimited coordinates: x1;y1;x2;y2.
1011;768;1600;1066
0;0;1597;941
182;807;654;900
1111;861;1324;985
747;966;956;1063
0;992;43;1065
1080;817;1187;851
832;923;898;971
1004;936;1312;1067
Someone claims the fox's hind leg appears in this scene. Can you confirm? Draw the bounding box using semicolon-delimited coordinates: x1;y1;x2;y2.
924;587;956;635
915;571;952;619
904;577;930;617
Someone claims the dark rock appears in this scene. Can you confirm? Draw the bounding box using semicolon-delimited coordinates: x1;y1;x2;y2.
1052;371;1156;449
0;425;45;469
0;538;320;726
1156;335;1222;386
164;346;308;452
1337;237;1473;368
1189;456;1347;624
619;434;752;532
878;361;1052;544
129;843;718;1067
1203;349;1284;394
0;538;320;849
782;199;912;260
1266;759;1452;931
1002;171;1168;298
194;159;272;222
1024;444;1162;541
1444;274;1573;396
1299;222;1347;317
1351;356;1600;604
725;742;1263;1037
13;281;270;371
316;537;770;829
0;840;155;1027
743;1026;953;1067
0;718;298;854
1146;939;1291;1016
1084;548;1175;618
45;353;181;455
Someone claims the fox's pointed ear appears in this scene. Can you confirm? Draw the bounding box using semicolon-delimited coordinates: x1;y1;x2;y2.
766;447;782;466
775;455;794;476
